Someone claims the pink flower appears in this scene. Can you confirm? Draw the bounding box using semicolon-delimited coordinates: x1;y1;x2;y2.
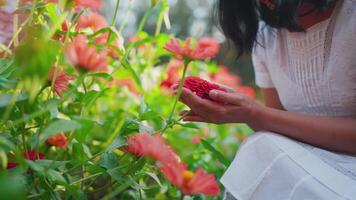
125;133;220;196
64;35;108;72
210;66;241;89
76;12;107;31
191;136;201;144
161;162;220;196
75;0;102;10
46;134;68;148
160;60;184;89
48;67;74;97
164;38;220;60
125;133;179;165
236;86;256;98
108;79;140;96
183;76;227;100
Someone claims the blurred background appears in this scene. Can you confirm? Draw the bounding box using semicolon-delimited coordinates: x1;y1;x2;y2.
102;0;256;86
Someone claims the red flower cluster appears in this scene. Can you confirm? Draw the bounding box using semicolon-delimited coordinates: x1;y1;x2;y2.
46;134;68;148
48;67;74;97
7;150;44;169
125;133;220;196
183;76;227;100
164;37;220;60
64;35;108;72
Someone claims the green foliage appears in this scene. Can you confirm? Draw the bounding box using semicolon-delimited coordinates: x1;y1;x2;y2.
0;1;256;199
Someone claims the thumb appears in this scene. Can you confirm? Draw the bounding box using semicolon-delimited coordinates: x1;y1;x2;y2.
209;90;242;105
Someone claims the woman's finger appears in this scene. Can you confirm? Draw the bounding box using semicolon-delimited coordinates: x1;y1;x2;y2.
183;115;208;122
179;88;221;115
209;90;244;105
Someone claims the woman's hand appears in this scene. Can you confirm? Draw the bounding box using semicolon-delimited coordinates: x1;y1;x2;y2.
176;87;265;125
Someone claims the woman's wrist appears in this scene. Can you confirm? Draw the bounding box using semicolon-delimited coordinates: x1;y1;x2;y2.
247;103;271;131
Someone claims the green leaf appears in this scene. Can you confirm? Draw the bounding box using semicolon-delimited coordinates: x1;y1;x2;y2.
107;136;126;152
0;136;15;152
0;93;28;108
201;139;230;167
87;72;113;81
39;120;81;144
100;152;119;170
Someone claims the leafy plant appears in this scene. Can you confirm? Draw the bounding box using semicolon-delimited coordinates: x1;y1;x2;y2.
0;0;255;199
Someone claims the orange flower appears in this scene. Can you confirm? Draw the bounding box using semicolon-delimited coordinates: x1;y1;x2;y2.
161;162;220;196
76;12;107;31
46;134;68;148
64;35;108;72
164;38;220;60
48;67;74;97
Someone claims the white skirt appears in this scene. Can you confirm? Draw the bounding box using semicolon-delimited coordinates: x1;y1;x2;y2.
220;132;356;200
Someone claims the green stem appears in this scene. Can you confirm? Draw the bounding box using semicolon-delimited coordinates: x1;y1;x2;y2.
107;0;121;44
161;59;190;134
118;0;133;34
136;8;153;34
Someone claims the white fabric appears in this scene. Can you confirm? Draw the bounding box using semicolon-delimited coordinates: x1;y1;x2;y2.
221;0;356;199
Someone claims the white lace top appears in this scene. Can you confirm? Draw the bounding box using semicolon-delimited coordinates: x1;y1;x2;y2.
252;0;356;117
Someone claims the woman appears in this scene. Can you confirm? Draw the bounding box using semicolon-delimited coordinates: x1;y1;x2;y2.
176;0;356;199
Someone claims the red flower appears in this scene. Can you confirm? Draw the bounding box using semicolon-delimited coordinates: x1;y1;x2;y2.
46;134;68;148
125;133;220;196
191;136;201;144
64;35;108;72
74;0;102;10
7;150;44;169
183;76;227;100
125;133;179;165
31;0;102;10
76;12;107;31
161;162;220;196
160;60;184;89
48;67;74;97
164;38;220;60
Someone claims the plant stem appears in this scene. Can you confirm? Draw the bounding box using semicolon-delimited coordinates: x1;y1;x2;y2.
107;0;121;44
161;59;190;134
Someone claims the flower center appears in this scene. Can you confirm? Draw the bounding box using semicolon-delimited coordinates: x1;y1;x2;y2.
183;170;194;181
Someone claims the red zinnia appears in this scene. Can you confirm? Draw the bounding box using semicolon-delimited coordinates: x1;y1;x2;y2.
76;12;107;31
64;35;108;72
125;133;179;165
7;150;44;169
160;60;184;89
46;134;68;148
182;76;227;100
48;67;74;97
164;37;220;60
160;162;220;196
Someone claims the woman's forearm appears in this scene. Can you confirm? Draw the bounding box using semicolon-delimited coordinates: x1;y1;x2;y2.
255;107;356;155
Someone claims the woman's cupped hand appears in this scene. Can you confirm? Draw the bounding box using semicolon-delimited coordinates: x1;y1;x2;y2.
173;85;266;125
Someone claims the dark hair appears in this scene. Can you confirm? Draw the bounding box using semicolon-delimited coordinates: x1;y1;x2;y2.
217;0;336;57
